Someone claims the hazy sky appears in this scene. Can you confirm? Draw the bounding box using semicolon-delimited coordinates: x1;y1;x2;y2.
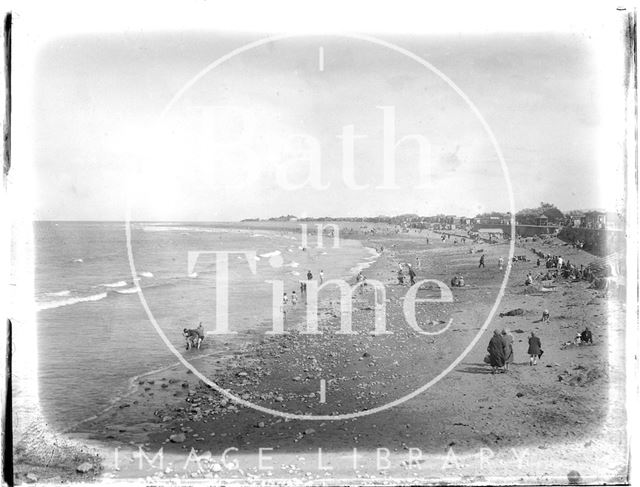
32;31;616;221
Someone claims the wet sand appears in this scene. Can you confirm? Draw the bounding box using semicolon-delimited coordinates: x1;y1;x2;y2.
21;227;627;485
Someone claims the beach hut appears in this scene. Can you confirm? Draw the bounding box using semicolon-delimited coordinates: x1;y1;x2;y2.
535;214;549;226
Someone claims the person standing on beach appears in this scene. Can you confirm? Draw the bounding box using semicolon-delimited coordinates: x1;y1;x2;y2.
291;291;298;306
528;331;542;365
307;270;313;281
416;256;421;269
487;330;507;374
283;292;288;305
319;270;324;285
408;265;416;285
501;328;514;371
498;256;504;270
479;254;485;268
196;323;205;349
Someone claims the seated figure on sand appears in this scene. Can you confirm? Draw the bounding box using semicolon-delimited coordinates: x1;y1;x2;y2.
580;327;593;344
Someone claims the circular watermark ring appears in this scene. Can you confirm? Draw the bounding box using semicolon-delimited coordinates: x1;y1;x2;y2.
125;33;517;421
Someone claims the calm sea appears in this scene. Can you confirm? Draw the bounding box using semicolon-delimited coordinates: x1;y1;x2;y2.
34;221;376;431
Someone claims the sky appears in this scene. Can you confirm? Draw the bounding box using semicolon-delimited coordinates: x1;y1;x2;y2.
30;29;623;221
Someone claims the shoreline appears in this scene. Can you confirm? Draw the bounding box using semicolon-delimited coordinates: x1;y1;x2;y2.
37;222;378;434
58;227;381;434
19;226;628;484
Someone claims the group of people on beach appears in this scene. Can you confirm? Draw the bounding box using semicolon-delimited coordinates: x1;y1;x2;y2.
437;232;467;245
486;329;543;373
527;253;596;283
284;269;327;305
397;263;416;286
450;274;465;287
561;326;594;349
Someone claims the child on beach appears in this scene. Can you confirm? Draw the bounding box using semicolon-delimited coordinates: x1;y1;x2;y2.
319;270;324;284
283;293;288;305
542;309;550;322
498;257;504;270
479;254;485;268
291;291;297;305
528;331;542;365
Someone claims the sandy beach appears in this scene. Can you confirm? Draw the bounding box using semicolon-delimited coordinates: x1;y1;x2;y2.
14;224;625;485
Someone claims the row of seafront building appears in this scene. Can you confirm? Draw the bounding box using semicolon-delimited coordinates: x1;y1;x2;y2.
398;210;624;257
419;210;623;232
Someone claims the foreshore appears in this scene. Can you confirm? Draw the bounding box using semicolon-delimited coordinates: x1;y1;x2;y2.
19;224;628;484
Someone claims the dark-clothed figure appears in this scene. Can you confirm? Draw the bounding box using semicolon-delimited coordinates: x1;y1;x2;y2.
580;327;593;344
528;331;542;365
408;266;416;286
487;330;507;373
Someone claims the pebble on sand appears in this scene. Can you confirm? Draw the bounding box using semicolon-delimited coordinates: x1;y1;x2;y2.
169;433;186;443
76;462;94;473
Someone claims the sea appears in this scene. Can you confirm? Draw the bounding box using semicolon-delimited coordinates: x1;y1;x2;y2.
34;221;378;431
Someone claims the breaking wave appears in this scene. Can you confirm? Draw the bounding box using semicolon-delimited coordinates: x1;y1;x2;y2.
38;292;108;311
